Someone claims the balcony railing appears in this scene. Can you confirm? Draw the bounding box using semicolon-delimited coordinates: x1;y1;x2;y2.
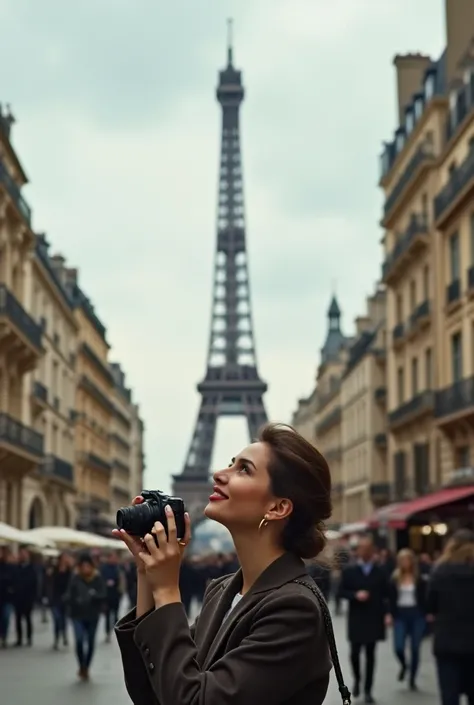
0;413;44;457
79;375;115;414
446;279;461;306
0;285;43;351
382;214;428;282
81;342;114;385
434;147;474;223
392;322;405;342
112;458;130;474
41;455;74;483
383;145;435;220
374;386;387;402
374;433;387;448
315;406;341;435
389;390;434;428
110;432;131;452
0;159;32;226
33;381;48;404
82;451;112;473
369;482;391;502
435;376;474;419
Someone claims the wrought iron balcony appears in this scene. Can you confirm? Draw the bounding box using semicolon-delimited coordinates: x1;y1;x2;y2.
78;375;115;414
0;159;32;226
383;145;435;223
81;342;114;385
82;451;112;473
0;284;43;353
392;322;405;345
112;458;130;474
41;455;74;484
434;147;474;225
382;215;429;284
389;390;434;430
374;433;387;449
407;299;431;337
435;376;474;420
0;413;44;458
446;279;461;307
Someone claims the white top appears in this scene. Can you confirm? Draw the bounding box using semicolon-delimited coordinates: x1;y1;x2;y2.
397;582;416;608
224;593;243;621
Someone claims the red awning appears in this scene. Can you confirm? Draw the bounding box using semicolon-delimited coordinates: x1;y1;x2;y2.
368;485;474;530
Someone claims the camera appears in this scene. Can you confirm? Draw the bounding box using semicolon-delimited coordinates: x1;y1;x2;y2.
116;490;186;541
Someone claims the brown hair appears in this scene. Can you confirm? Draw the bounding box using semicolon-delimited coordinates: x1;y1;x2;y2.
259;423;332;559
437;528;474;565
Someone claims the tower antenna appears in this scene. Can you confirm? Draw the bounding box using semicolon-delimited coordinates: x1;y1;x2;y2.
227;17;233;65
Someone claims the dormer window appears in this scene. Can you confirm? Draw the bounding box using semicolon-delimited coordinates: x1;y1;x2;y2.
405;109;414;135
395;129;405;153
449;89;459;127
414;94;424;120
465;67;474;104
424;72;435;100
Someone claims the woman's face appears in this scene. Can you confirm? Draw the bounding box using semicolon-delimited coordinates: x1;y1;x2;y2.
204;441;277;530
399;554;413;572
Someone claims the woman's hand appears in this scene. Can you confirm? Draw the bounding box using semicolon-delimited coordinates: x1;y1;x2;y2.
112;496;148;573
139;505;191;608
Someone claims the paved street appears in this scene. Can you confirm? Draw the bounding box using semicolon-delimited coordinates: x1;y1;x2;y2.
1;607;439;705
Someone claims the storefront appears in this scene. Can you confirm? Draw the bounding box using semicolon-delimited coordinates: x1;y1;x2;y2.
367;484;474;554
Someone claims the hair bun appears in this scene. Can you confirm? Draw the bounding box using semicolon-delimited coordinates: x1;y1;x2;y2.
284;521;326;560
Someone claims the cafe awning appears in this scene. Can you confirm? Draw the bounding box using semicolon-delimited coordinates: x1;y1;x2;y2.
368;485;474;530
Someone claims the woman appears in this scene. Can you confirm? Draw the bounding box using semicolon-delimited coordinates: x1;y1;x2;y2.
388;549;427;690
65;553;106;681
427;529;474;705
114;423;348;705
50;552;72;649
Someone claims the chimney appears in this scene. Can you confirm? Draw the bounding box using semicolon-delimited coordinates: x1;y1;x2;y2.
445;0;474;86
394;54;432;124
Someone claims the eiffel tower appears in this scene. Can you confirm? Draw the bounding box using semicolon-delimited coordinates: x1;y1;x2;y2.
172;22;268;518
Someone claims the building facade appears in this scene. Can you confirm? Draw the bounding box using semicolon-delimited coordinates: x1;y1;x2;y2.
0;106;44;527
109;362;134;517
21;235;77;528
341;287;388;523
292;296;351;525
380;0;474;502
130;405;145;500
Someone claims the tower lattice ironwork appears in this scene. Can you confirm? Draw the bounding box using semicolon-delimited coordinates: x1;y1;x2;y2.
173;23;268;516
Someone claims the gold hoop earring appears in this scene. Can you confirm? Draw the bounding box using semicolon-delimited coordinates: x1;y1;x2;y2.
258;516;269;532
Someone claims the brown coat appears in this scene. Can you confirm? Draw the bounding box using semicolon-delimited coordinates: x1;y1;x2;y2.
115;552;332;705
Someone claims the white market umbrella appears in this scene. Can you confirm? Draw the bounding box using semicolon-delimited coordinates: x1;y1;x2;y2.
0;522;55;548
26;526;112;548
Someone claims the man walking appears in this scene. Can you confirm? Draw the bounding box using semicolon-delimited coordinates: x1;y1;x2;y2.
338;535;389;703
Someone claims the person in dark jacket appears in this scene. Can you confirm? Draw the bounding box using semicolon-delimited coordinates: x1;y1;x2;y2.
50;552;72;649
12;546;37;647
65;553;106;681
388;549;427;690
100;552;122;642
307;559;331;600
427;529;474;705
339;535;389;704
0;546;15;647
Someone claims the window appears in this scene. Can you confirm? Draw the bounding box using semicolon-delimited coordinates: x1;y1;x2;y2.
448;161;457;177
413;443;430;495
449;231;460;281
394;451;407;501
470;214;474;264
397;367;405;405
414;95;424;120
425;348;432;389
456;446;470;468
421;193;428;220
411;358;419;396
406;110;414;135
410;280;417;310
425;73;435;100
451;331;463;383
423;265;430;299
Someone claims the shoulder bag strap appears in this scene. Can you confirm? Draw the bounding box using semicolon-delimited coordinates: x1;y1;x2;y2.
292;579;351;705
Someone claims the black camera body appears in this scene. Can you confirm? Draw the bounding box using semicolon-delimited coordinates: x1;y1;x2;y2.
116;490;186;541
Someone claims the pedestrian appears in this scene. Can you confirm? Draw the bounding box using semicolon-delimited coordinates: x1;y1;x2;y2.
427;528;474;705
100;552;122;643
65;553;106;681
388;549;427;690
338;534;390;703
114;423;351;705
0;546;15;648
50;552;72;649
12;546;37;647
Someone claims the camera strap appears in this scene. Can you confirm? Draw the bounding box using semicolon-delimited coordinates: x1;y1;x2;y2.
292;579;351;705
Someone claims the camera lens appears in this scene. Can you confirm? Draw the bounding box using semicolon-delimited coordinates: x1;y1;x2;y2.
116;502;156;537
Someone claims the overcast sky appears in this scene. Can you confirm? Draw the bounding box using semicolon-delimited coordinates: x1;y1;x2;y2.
1;0;445;493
